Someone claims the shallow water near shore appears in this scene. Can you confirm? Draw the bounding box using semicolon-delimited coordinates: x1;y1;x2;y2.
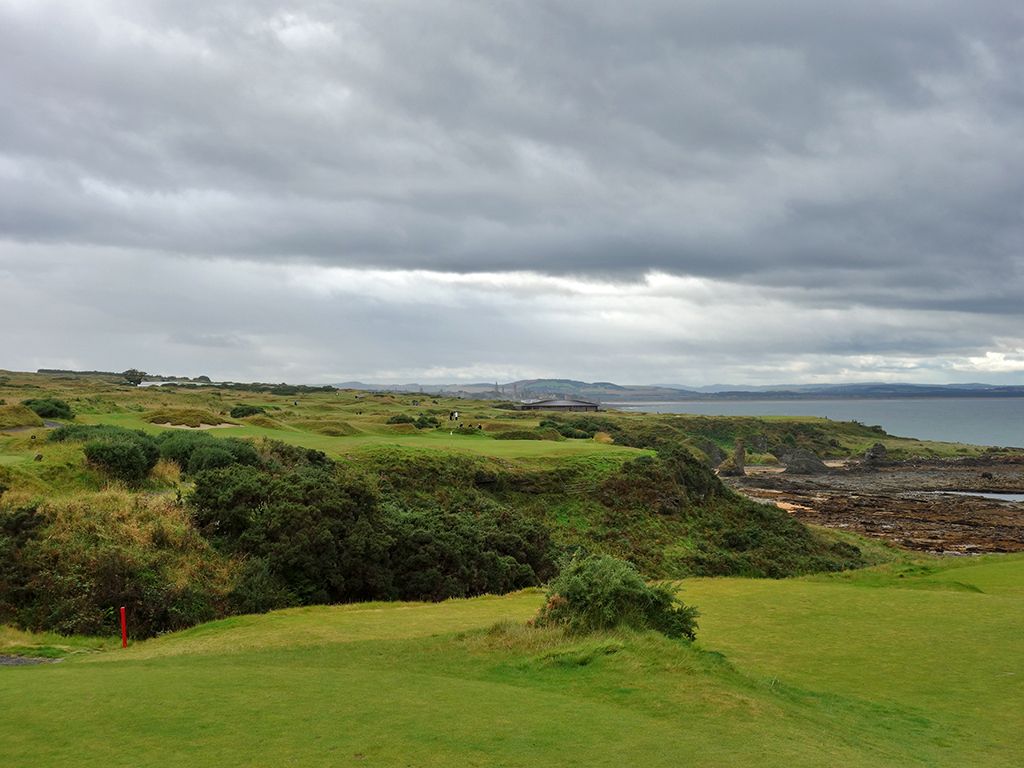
926;491;1024;502
614;398;1024;447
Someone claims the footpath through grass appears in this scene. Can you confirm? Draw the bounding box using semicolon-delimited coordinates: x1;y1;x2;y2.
3;555;1022;767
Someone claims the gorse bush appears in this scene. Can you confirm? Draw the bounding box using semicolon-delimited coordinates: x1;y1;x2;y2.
229;404;265;419
534;554;698;640
414;414;441;429
22;398;74;420
154;431;260;473
188;462;554;607
386;414;416;425
0;493;232;637
84;440;153;485
51;424;160;485
186;445;237;474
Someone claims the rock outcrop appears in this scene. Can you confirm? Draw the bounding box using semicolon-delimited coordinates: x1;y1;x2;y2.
781;448;828;474
863;442;888;465
718;440;746;477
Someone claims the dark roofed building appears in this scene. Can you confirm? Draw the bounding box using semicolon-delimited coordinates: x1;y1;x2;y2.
517;398;599;412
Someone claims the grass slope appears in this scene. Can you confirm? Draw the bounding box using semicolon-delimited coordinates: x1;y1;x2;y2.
3;555;1022;767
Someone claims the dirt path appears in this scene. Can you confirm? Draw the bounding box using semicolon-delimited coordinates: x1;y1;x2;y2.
0;655;59;666
0;420;62;434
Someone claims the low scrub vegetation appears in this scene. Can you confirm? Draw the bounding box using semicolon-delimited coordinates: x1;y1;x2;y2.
534;554;699;640
21;398;74;420
228;404;265;419
0;492;232;637
52;424;160;486
191;457;554;613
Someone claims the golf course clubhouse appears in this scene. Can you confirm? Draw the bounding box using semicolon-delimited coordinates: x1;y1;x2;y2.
517;398;599;412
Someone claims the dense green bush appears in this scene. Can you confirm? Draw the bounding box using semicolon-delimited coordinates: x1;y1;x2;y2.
84;440;153;485
188;462;555;606
190;464;391;604
187;445;237;474
22;398;74;420
493;430;547;440
414;414;441;429
229;404;265;419
0;494;232;637
155;431;259;473
386;414;416;425
388;506;554;600
534;554;698;640
52;424;160;483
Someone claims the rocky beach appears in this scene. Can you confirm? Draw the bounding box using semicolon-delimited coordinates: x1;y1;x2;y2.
727;454;1024;554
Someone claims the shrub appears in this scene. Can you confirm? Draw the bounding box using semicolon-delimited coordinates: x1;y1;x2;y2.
229;404;265;419
534;554;698;640
187;445;237;474
387;506;554;600
229;558;297;614
22;398;74;420
189;462;555;605
492;428;561;441
189;464;390;604
1;493;232;637
155;431;259;473
53;425;160;484
84;440;152;485
414;414;441;429
52;425;159;480
386;414;416;425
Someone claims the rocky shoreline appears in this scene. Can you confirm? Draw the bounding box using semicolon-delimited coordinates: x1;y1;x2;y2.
725;456;1024;554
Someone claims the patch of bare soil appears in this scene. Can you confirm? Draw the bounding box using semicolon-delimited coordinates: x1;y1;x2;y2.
727;457;1024;554
0;655;60;666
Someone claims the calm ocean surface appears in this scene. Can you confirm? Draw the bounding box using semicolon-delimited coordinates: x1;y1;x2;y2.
613;398;1024;448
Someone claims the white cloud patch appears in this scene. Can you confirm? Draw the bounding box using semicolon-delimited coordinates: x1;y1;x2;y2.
2;244;1019;385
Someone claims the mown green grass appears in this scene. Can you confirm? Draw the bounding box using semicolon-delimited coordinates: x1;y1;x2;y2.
76;411;647;460
3;556;1021;767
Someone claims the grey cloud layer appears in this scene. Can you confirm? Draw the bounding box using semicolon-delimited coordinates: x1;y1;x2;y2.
2;246;1021;385
2;1;1023;383
2;2;1022;300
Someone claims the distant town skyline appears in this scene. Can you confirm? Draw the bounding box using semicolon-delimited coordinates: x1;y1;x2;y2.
2;2;1022;385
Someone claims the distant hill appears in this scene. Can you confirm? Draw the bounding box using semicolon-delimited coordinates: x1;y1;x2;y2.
333;378;1024;402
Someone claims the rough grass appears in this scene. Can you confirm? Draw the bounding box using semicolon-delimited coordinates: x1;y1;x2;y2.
2;556;1022;767
290;418;361;436
0;404;44;430
144;408;235;427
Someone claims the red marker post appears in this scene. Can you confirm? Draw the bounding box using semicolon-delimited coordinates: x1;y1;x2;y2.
120;606;128;648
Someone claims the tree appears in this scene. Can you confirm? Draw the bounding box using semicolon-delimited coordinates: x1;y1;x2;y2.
122;369;146;386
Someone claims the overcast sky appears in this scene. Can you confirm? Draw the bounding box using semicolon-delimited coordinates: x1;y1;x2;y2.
2;1;1023;385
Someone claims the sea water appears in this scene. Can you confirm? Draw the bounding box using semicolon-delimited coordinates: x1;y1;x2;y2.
612;398;1024;448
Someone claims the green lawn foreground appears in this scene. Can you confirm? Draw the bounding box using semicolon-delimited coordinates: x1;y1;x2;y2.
3;555;1022;768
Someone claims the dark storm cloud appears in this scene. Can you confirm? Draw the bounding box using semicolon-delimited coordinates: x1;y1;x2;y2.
2;1;1022;296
